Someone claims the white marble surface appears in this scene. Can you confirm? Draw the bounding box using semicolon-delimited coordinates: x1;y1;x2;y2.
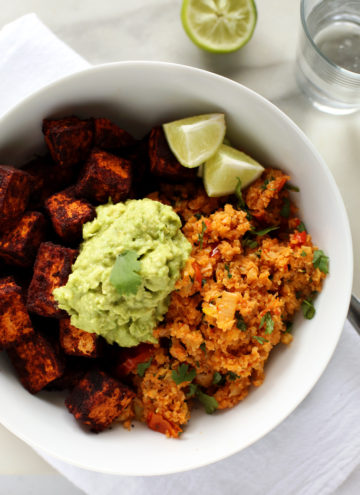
0;0;359;493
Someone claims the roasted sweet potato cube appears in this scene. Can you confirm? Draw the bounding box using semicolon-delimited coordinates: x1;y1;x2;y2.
46;356;91;391
45;188;95;243
7;332;64;393
0;212;46;267
23;155;76;208
75;149;132;204
148;127;196;181
0;277;34;350
59;319;102;358
65;369;135;432
43;116;93;167
26;242;77;318
93;118;135;150
0;165;34;233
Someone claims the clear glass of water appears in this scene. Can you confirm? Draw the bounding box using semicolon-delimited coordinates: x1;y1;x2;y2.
296;0;360;114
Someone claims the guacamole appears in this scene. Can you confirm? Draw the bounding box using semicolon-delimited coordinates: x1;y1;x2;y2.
53;199;191;347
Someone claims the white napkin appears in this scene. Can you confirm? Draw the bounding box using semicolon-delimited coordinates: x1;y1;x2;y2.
1;13;360;495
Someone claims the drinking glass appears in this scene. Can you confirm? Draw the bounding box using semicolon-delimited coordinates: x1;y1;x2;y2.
296;0;360;114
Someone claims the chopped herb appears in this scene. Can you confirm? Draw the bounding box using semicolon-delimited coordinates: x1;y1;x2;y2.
195;360;200;368
295;291;302;299
253;225;279;236
302;298;316;319
224;263;232;279
246;211;253;221
137;357;152;377
189;275;194;283
198;221;207;249
301;250;307;257
186;383;198;398
285;183;300;192
297;221;306;232
197;390;218;414
280;197;290;218
312;250;329;274
259;311;274;334
235;177;245;209
212;372;223;385
172;363;196;385
227;371;240;381
261;176;275;190
194;213;202;220
242;237;258;249
253;336;269;344
200;342;206;353
235;311;247;331
201;278;207;287
109;250;142;295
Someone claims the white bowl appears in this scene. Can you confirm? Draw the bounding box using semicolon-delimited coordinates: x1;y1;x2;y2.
0;62;353;475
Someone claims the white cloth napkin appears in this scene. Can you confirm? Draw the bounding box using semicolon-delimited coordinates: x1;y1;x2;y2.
1;13;360;495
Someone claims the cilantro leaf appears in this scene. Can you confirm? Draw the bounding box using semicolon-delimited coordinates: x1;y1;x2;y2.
224;263;232;279
200;342;206;353
312;250;329;274
235;311;247;331
235;177;245;209
137;358;152;377
212;372;223;385
302;298;316;319
297;221;306;232
301;250;307;257
172;364;196;385
186;383;198;398
110;250;141;295
198;221;207;249
253;336;269;345
227;371;240;381
197;390;218;414
285;183;300;192
253;226;279;236
280;197;290;218
259;312;274;334
242;237;258;249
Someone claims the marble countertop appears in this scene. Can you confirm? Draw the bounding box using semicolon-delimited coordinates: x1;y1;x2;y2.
0;0;359;492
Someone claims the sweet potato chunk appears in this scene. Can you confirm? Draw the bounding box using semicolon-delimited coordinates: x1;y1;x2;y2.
93;117;135;150
7;332;64;393
0;212;46;267
0;165;34;233
23;155;76;208
45;188;95;243
43;116;93;167
0;277;34;350
46;356;91;391
148;127;196;181
59;319;102;358
75;149;132;204
65;369;135;432
26;242;77;318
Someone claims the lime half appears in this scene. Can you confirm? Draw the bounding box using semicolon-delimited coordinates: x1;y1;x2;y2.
181;0;257;53
203;144;264;197
163;113;226;168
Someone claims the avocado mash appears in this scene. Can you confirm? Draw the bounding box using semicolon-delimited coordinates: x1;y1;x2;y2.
53;199;191;347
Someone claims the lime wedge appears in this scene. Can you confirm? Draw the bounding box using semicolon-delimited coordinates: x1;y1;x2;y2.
163;113;226;168
203;144;264;197
181;0;257;53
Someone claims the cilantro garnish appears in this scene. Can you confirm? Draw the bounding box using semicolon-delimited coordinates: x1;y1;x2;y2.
301;250;307;257
235;311;247;331
110;250;141;295
186;383;198;398
259;312;274;334
253;226;279;236
242;237;258;249
198;221;207;249
297;221;306;232
312;250;329;274
224;263;232;279
212;372;223;385
200;342;206;353
280;198;290;218
227;371;240;381
137;358;152;377
235;177;245;209
201;278;207;287
261;176;275;190
302;298;316;319
285;322;293;333
194;213;202;220
253;336;269;345
285;183;300;192
172;364;196;385
197;390;218;414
